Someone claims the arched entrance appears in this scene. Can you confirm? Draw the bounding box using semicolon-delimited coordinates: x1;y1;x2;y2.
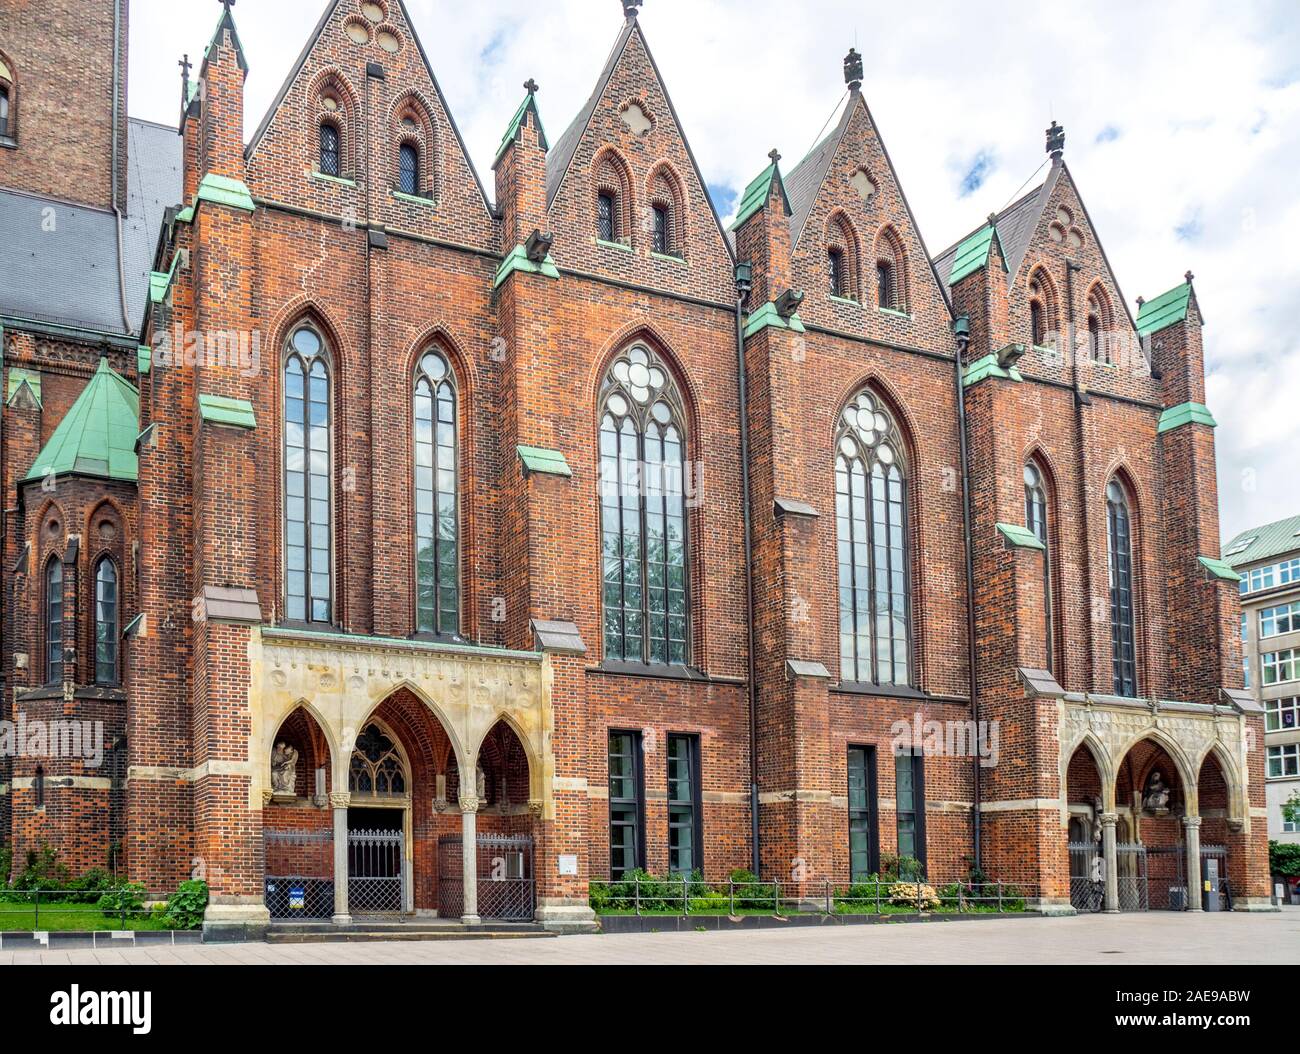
1115;736;1193;910
1064;742;1106;911
438;719;539;922
263;706;335;919
346;721;411;914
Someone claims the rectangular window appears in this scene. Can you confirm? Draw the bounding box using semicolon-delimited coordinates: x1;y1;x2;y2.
652;205;669;255
598;191;616;242
1265;697;1300;732
667;734;702;876
1242;613;1251;689
847;746;878;882
1241;559;1300;595
608;731;644;878
1261;600;1300;639
1263;648;1300;686
828;249;846;297
877;261;893;309
894;750;926;871
1268;743;1300;779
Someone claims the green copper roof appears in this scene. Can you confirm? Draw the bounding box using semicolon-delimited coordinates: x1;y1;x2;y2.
23;358;140;484
204;6;249;73
195;173;256;213
137;345;152;376
6;367;42;408
494;244;561;288
149;253;180;305
1224;514;1300;569
1197;556;1241;583
742;300;806;339
518;445;572;478
1136;282;1192;337
963;352;1023;388
495;92;547;163
996;523;1046;551
947;224;1007;287
729;162;791;231
198;394;257;430
1157;401;1216;434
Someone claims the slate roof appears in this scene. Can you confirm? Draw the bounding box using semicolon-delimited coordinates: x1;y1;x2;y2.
782;97;854;249
1224;514;1300;569
23;358;140;484
0;117;182;340
933;178;1052;288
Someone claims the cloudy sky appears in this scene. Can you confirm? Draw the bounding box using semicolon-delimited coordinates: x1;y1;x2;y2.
130;0;1299;541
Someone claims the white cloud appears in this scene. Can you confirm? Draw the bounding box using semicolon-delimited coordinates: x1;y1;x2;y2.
130;0;1300;539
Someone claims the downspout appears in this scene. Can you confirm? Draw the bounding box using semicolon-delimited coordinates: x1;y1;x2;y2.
110;0;122;213
734;262;760;876
952;316;981;872
1065;260;1093;687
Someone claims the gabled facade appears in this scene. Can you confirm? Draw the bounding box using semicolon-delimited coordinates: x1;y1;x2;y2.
0;0;1271;931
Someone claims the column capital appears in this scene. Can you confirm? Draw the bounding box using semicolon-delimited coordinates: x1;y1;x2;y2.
459;794;480;814
1099;812;1118;827
527;798;544;817
329;791;351;809
1182;815;1202;829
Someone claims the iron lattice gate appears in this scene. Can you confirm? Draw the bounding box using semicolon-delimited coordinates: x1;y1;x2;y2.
348;828;404;914
264;828;335;920
439;834;535;922
1115;843;1149;911
1068;841;1102;912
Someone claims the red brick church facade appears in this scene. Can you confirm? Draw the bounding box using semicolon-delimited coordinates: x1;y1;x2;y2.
0;0;1272;934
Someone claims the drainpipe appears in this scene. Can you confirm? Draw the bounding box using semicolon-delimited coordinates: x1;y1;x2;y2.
733;261;760;876
953;316;981;872
1065;261;1094;689
110;0;122;213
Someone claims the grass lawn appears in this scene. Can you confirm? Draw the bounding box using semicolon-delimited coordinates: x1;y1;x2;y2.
0;905;173;932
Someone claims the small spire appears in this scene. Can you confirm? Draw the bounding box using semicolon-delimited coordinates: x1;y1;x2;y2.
1184;270;1195;285
1136;296;1146;308
622;0;642;20
768;148;782;166
178;53;192;107
1046;120;1065;160
844;48;864;92
986;212;999;228
219;0;235;12
524;78;539;95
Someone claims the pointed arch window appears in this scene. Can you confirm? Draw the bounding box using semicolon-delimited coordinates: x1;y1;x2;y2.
94;557;119;684
350;724;406;796
598;190;617;242
1107;479;1137;697
0;84;10;139
319;121;340;177
836;389;911;686
284;325;333;625
599;345;689;667
876;260;895;310
45;557;63;684
399;142;419;196
414;348;459;637
1024;461;1054;671
829;248;847;298
1030;300;1046;348
652;203;669;255
1087;288;1110;364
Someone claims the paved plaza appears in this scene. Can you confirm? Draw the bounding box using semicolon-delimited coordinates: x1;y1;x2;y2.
3;909;1297;966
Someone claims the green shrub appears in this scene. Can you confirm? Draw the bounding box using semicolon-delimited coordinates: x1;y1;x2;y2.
0;846;11;889
162;880;209;930
13;844;68;892
96;882;147;919
834;880;886;912
726;868;777;910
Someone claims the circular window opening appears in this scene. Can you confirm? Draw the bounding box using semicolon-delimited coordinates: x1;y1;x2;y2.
361;1;386;21
377;28;401;54
322;94;340;112
1068;228;1084;250
1049;223;1065;244
344;18;371;45
1056;207;1073;226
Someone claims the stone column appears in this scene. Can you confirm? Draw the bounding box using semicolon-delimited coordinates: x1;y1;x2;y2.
1184;815;1203;912
460;795;480;926
331;792;351;925
1100;813;1119;913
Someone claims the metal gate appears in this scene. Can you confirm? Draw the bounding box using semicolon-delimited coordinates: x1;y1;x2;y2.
1115;843;1149;911
264;828;334;919
348;828;404;914
438;834;535;921
1068;841;1102;912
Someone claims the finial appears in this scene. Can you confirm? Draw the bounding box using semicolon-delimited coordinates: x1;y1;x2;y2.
1046;120;1065;160
1136;296;1145;307
179;53;192;102
1184;270;1195;284
524;78;539;95
622;0;642;19
987;212;999;228
768;148;782;165
219;0;235;12
844;48;864;92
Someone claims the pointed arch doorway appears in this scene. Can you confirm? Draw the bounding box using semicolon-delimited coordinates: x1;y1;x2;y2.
347;721;412;915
